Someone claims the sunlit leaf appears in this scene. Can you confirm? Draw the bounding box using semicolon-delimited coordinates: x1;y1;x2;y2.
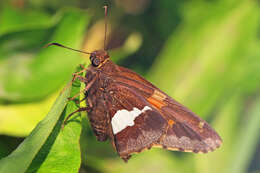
0;85;71;173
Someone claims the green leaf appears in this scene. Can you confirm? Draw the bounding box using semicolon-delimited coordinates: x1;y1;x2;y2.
0;85;71;173
0;4;54;36
0;9;91;137
28;88;82;172
0;9;90;102
0;72;83;172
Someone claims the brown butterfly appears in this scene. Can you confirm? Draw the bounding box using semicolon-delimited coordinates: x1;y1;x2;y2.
46;5;222;162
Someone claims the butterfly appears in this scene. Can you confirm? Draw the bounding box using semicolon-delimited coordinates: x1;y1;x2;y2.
46;5;222;162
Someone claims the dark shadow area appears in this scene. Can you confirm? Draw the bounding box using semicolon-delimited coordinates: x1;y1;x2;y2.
0;135;24;159
248;131;260;172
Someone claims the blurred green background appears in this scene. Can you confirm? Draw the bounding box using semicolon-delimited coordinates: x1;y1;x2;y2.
0;0;260;173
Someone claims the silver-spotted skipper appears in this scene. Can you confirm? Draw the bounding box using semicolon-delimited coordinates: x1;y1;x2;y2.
46;5;222;162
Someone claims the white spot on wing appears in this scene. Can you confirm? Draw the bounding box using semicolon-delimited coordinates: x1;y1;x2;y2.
111;106;152;134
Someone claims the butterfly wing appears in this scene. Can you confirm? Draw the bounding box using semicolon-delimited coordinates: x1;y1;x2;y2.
103;65;222;161
103;82;167;161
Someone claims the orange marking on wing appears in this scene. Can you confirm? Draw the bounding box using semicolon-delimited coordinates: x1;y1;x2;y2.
168;119;175;126
147;96;166;109
147;90;167;109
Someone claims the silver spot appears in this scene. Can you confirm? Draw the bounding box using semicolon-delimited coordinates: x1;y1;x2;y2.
111;106;152;134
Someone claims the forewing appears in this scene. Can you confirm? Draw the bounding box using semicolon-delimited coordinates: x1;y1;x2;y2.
107;66;222;156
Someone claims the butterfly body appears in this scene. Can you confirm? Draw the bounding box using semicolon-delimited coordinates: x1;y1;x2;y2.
81;50;222;161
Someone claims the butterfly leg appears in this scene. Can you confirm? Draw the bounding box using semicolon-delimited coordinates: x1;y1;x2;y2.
68;75;97;101
61;65;88;93
68;87;87;102
63;75;98;127
62;107;90;129
63;75;97;128
87;97;93;108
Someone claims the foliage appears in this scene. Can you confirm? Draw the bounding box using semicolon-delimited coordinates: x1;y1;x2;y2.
0;0;260;173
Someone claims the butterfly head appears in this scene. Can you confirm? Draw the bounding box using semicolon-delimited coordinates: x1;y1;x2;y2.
90;50;110;68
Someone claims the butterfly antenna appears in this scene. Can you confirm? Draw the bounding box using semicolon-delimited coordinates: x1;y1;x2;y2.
44;43;91;55
103;5;108;50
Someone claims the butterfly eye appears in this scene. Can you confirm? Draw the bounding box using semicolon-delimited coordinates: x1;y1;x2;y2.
92;58;101;67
